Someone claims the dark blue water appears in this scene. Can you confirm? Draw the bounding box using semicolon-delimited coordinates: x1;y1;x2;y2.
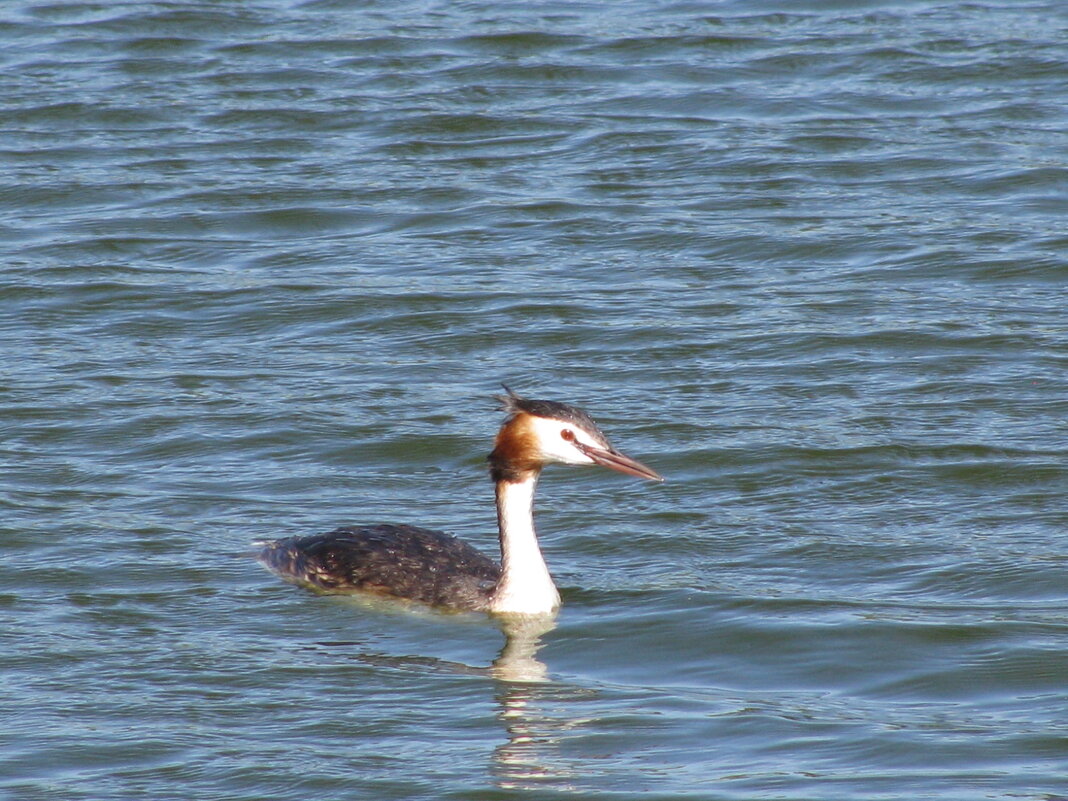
2;1;1067;799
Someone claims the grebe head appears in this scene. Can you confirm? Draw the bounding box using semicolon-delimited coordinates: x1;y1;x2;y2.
488;385;663;483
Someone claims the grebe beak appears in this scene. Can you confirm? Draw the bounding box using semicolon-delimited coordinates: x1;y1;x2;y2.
578;443;664;482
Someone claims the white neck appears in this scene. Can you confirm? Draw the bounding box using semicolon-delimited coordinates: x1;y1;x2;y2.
489;474;560;616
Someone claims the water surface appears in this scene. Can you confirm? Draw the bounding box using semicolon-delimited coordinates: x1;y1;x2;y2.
2;1;1067;799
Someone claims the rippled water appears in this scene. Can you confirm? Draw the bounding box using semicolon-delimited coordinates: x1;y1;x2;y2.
3;1;1067;799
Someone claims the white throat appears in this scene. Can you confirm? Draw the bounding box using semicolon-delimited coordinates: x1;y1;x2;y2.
489;475;560;616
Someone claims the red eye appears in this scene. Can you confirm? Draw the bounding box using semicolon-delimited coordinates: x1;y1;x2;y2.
561;429;575;441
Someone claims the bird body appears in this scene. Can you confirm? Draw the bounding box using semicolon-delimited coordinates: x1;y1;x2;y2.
260;523;501;610
259;387;661;615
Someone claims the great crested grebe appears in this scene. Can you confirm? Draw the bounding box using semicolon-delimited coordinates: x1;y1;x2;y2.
258;386;662;615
